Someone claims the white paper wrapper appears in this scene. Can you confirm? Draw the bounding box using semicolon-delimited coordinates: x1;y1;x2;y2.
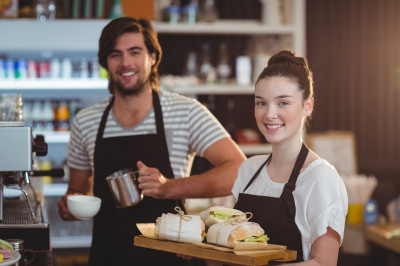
158;213;203;244
207;222;253;247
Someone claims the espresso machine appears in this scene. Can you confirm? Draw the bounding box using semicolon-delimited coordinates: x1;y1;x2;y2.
0;121;64;251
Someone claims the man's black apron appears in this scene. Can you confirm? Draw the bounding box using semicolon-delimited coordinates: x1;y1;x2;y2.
234;144;309;262
89;90;186;265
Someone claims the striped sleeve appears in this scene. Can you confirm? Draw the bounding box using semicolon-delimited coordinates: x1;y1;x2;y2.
187;99;230;156
67;98;109;171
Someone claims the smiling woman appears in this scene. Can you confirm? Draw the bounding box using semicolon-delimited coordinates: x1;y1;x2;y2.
231;50;348;265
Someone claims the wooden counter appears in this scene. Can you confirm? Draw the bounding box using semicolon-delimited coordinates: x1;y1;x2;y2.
363;223;400;254
134;236;297;265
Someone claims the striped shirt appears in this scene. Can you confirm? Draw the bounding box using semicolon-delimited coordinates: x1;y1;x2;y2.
67;90;230;178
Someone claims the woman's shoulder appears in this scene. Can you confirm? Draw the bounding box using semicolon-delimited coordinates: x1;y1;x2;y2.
300;158;344;188
240;154;270;172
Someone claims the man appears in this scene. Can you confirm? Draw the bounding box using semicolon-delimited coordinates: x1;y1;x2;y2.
57;17;246;265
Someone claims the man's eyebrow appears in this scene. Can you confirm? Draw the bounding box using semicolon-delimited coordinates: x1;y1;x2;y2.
110;46;143;53
127;46;143;51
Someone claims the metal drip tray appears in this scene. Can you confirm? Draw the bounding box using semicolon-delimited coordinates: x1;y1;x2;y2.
1;198;48;227
0;198;50;250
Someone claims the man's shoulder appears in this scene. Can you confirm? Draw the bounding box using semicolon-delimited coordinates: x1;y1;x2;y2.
159;90;198;105
75;97;111;121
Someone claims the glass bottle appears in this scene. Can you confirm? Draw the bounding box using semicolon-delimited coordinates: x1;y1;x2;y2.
217;42;231;83
55;100;69;131
199;43;216;84
201;0;218;22
184;51;198;77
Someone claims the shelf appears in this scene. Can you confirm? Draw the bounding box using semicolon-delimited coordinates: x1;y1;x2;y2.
0;15;304;55
34;130;270;155
239;144;272;155
0;79;253;94
34;131;70;143
153;20;295;35
0;79;108;90
167;84;254;95
51;235;92;249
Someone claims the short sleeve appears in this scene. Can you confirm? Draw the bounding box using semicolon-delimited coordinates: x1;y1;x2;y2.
306;168;348;244
187;100;230;156
67;113;91;170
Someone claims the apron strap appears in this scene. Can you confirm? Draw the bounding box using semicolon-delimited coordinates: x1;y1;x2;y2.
282;143;309;218
284;143;308;192
96;96;114;142
243;156;270;193
152;90;167;138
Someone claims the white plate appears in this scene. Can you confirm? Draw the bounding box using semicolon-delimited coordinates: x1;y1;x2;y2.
0;251;21;266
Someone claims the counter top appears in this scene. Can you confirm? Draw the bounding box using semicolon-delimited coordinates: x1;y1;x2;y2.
363;223;400;254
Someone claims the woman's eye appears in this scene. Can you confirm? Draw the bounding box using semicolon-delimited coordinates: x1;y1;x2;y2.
279;101;289;107
255;101;265;106
110;53;120;58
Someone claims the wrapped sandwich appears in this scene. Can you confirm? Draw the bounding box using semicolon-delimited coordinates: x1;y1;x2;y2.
200;206;247;228
154;207;205;244
206;221;269;249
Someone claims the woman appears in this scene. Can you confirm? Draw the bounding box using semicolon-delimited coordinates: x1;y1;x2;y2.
232;50;348;265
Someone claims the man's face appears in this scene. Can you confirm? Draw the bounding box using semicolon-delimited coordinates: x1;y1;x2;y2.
107;32;156;96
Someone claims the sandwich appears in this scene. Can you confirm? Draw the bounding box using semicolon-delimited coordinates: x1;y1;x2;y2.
0;239;13;259
154;212;206;244
200;206;246;228
206;221;269;249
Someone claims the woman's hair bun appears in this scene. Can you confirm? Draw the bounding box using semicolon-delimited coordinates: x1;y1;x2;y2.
268;50;307;68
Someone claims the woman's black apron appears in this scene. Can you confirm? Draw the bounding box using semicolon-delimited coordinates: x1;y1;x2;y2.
234;144;309;262
89;90;186;265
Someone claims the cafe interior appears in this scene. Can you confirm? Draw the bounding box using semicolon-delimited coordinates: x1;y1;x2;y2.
0;0;399;265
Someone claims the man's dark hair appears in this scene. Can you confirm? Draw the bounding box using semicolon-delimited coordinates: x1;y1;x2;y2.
98;17;162;93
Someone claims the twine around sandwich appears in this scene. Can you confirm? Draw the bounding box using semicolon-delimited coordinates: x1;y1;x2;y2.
174;206;192;242
226;212;253;225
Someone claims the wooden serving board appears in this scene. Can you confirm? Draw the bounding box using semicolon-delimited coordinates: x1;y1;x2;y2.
134;236;297;265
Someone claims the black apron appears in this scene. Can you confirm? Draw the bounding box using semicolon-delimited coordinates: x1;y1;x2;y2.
234;143;309;263
89;90;186;266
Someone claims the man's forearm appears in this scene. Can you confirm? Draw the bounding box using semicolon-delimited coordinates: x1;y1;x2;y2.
166;159;242;199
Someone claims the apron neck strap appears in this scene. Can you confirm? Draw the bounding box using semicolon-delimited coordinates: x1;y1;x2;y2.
243;143;309;193
96;90;165;141
284;143;309;192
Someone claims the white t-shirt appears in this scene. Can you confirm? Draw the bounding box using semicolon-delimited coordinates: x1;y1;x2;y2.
232;155;348;261
67;90;230;178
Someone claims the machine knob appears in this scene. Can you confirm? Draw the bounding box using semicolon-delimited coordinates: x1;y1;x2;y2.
33;135;48;157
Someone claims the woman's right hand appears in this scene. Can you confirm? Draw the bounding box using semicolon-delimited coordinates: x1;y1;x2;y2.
57;192;82;221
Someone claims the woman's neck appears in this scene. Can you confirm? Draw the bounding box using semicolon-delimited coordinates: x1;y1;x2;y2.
267;136;303;182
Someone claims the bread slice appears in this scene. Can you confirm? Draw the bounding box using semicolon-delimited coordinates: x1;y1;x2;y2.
228;222;265;247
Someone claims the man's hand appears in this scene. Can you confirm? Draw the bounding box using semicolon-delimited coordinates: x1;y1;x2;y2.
137;161;172;199
57;192;84;221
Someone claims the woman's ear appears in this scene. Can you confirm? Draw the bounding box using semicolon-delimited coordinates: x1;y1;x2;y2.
304;97;314;117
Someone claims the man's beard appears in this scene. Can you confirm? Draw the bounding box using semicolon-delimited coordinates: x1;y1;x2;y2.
111;74;150;97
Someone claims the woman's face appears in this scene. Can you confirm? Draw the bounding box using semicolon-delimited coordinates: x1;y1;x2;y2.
254;76;313;145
